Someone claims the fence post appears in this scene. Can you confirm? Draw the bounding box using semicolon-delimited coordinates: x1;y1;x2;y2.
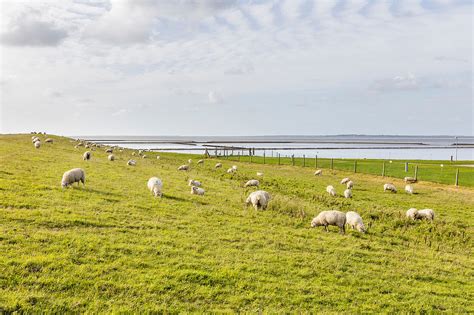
330;158;334;170
250;154;252;163
315;155;318;168
303;155;306;167
263;152;266;164
292;155;295;166
414;165;418;181
354;160;357;173
455;168;459;186
278;153;281;165
382;162;385;177
405;162;408;172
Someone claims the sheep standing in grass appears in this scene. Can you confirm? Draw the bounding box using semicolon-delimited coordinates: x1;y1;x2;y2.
156;156;160;160
188;179;202;187
105;148;113;153
340;178;350;185
61;168;85;188
344;189;352;198
127;159;136;166
244;179;259;187
406;208;418;220
246;190;271;210
147;177;163;197
142;155;147;159
256;172;263;177
227;168;235;174
346;180;354;189
404;177;417;183
384;183;397;193
45;138;53;143
32;137;40;143
215;163;222;169
416;209;435;221
178;165;189;171
34;141;41;149
108;154;115;161
232;165;238;171
405;185;414;194
83;151;91;160
197;159;204;165
191;186;205;196
314;170;322;176
188;159;193;164
346;211;366;233
310;210;346;234
326;185;336;196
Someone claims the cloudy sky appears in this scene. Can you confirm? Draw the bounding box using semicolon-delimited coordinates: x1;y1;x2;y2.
0;0;472;136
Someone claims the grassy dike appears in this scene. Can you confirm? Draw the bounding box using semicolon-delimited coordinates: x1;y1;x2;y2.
0;134;473;312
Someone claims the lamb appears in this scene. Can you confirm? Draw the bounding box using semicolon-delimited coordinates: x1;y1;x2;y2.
61;168;85;188
147;177;163;197
326;185;336;196
405;184;414;194
108;154;115;161
188;179;202;187
127;159;136;166
191;186;205;196
314;169;322;176
244;179;259;187
105;148;113;153
83;151;91;161
34;141;41;149
340;178;350;184
346;180;354;189
345;211;366;233
215;163;222;169
404;177;417;183
383;183;397;193
406;208;418;220
197;159;204;164
310;210;346;234
344;189;352;198
245;190;271;210
178;165;189;171
45;138;53;143
416;209;435;221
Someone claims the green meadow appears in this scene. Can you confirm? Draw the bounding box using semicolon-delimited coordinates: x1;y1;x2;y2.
0;134;473;312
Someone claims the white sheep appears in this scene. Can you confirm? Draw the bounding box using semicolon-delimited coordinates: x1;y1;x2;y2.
340;178;350;185
178;165;189;171
416;209;435;221
256;172;264;177
404;177;417;183
310;210;346;234
142;155;147;159
108;154;115;161
188;179;202;187
345;211;366;233
344;189;352;198
61;168;85;188
215;163;222;169
197;159;204;164
314;169;322;176
244;179;259;187
34;141;41;149
326;185;336;197
406;208;418;220
127;159;136;166
191;186;205;196
156;156;160;160
147;177;163;197
405;184;414;194
227;168;235;174
138;150;144;155
245;190;271;210
83;151;91;160
346;180;354;189
45;138;53;143
32;137;40;143
132;152;137;156
105;148;113;153
188;159;193;164
384;183;397;193
232;165;238;171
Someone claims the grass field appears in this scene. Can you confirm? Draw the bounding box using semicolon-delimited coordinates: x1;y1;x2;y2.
1;134;473;312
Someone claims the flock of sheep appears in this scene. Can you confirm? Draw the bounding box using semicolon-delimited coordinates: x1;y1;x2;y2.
33;135;436;235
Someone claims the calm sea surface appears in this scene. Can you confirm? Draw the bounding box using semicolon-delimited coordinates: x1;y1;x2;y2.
78;135;474;160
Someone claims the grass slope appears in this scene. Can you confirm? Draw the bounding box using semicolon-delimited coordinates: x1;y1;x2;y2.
0;134;473;312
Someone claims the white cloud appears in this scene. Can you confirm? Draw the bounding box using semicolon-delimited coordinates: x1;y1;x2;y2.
208;91;223;104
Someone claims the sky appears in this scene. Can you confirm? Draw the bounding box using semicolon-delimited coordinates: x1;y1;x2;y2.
0;0;472;136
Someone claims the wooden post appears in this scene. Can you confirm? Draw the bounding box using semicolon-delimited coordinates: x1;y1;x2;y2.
292;155;295;166
382;162;385;177
303;155;306;167
330;158;334;170
354;160;357;173
405;162;408;172
263;152;266;164
455;168;459;186
250;154;252;163
278;153;281;165
315;155;318;168
414;165;418;181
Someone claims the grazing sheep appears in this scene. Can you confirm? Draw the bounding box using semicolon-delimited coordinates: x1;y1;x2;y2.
310;210;346;234
108;154;115;161
178;165;189;171
85;145;90;149
147;177;163;197
215;163;222;169
344;189;352;198
132;152;136;156
340;178;350;185
405;184;414;194
326;185;336;197
188;159;193;164
34;141;41;149
256;172;264;177
416;209;435;221
191;186;205;196
61;168;85;188
404;177;417;183
314;169;322;176
142;155;147;159
346;180;354;189
77;143;84;147
188;179;202;187
383;183;397;193
232;165;238;171
32;137;40;143
244;179;259;187
197;159;204;164
345;211;366;233
83;151;91;161
227;168;235;174
138;150;144;155
45;138;53;143
105;148;113;153
156;156;160;160
245;190;271;210
406;208;418;220
127;159;136;166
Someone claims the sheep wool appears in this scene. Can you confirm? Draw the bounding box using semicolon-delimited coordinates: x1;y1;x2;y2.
405;185;414;194
188;179;202;187
326;185;336;197
384;183;397;193
416;209;435;221
344;189;352;198
83;151;91;161
61;168;85;188
191;186;205;196
406;208;418;220
45;138;53;143
314;170;322;176
346;211;366;233
147;177;163;197
108;154;115;161
34;141;41;149
244;179;259;187
256;172;264;177
311;210;346;234
127;159;136;166
346;180;354;189
215;163;222;169
404;177;417;183
340;178;350;185
197;159;204;164
245;190;271;210
178;165;189;171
